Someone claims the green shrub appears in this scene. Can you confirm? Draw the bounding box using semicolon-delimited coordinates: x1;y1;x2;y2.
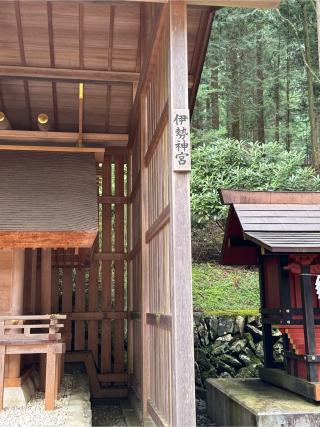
191;132;320;225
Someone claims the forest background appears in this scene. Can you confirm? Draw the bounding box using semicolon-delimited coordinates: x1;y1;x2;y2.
191;0;320;313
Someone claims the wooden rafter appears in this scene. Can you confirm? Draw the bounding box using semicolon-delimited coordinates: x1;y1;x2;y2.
0;65;140;84
14;1;33;129
47;1;58;131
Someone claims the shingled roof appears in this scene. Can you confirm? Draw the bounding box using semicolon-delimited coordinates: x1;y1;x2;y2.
0;152;98;248
220;190;320;265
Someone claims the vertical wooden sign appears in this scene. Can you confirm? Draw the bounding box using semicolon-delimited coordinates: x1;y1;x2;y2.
172;108;191;171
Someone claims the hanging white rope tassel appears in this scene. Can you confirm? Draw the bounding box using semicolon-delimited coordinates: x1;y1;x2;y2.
315;275;320;300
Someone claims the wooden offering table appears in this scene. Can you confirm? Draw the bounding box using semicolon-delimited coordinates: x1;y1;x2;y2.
0;315;66;411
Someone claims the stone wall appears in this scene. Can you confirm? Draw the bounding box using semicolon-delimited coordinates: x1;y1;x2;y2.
194;313;283;394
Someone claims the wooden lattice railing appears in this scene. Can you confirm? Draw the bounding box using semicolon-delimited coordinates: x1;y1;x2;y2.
0;314;66;343
0;314;66;411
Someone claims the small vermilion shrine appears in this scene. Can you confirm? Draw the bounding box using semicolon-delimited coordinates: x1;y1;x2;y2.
221;189;320;401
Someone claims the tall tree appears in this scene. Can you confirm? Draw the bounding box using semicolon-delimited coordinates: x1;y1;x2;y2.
274;34;281;143
211;54;220;130
285;0;291;151
255;29;265;143
302;0;320;170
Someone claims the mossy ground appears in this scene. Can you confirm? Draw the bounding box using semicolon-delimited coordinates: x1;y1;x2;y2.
192;262;260;316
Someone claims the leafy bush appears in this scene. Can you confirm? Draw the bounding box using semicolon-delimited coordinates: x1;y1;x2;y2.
191;132;320;225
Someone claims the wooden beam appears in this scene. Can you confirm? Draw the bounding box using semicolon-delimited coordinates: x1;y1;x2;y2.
0;145;105;163
64;0;280;7
188;0;279;7
0;65;139;84
0;231;97;249
78;83;84;147
168;2;196;426
0;130;128;147
144;102;168;167
145;205;170;243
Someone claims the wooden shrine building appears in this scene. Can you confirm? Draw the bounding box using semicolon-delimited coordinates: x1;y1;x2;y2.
221;189;320;402
0;2;279;426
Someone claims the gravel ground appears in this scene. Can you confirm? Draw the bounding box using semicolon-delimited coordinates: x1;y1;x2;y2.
91;398;215;427
92;400;126;426
0;375;73;427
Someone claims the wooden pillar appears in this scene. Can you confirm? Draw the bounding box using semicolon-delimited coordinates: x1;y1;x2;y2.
279;256;290;372
140;92;149;418
40;249;52;390
301;264;318;382
0;249;25;378
41;249;52;314
168;2;196;426
259;256;273;368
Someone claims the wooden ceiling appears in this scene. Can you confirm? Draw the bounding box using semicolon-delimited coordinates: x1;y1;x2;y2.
0;1;213;140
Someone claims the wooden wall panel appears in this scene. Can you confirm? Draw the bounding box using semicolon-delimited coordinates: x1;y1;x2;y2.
54;153;128;393
114;158;125;373
128;3;196;425
128;6;174;424
74;268;85;351
62;268;73;351
101;156;112;373
88;260;98;365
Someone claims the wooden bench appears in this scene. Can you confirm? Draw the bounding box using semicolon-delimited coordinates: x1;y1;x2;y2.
0;314;66;411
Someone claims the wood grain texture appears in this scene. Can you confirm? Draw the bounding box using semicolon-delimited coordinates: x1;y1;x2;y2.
168;2;196;426
0;65;139;83
221;189;320;205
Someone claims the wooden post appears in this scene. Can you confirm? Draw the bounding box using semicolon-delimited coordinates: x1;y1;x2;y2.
5;249;25;379
168;2;196;426
140;93;149;418
40;249;52;390
259;256;274;368
279;256;290;372
41;249;52;314
301;264;318;382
